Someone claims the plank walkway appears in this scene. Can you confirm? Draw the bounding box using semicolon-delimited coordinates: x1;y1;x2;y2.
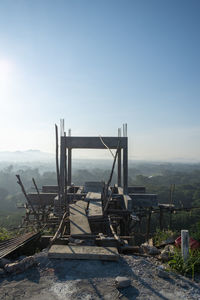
86;192;103;218
48;244;119;261
85;192;102;201
69;200;91;236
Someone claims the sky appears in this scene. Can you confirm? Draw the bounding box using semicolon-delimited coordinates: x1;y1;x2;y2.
0;0;199;161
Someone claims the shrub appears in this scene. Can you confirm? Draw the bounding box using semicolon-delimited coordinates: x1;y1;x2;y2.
0;227;13;241
154;229;177;246
168;248;200;280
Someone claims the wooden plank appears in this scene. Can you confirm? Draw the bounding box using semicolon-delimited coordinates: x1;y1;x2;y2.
88;200;103;218
48;245;119;261
28;193;57;206
69;200;91;236
73;200;88;209
85;192;102;201
85;192;103;218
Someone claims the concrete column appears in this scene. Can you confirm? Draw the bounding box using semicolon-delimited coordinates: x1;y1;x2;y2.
118;148;121;187
68;148;72;186
60;137;66;206
181;230;189;261
123;139;128;194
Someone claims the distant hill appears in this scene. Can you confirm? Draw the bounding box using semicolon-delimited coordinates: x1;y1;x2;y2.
0;150;54;162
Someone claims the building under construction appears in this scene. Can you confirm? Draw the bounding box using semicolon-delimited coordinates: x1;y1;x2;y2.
8;122;158;261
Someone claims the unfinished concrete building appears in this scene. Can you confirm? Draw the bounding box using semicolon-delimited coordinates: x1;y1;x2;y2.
16;122;157;261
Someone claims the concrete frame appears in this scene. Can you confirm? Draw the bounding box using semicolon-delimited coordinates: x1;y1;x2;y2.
60;136;128;195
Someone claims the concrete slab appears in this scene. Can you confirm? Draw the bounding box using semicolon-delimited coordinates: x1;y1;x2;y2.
88;201;103;218
69;200;91;236
48;245;119;261
85;192;102;201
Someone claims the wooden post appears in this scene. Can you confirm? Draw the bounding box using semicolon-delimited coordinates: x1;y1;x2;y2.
118;148;121;187
50;212;68;245
16;175;40;226
181;230;189;261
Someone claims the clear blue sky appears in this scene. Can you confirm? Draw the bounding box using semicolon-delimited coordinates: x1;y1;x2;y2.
0;0;199;161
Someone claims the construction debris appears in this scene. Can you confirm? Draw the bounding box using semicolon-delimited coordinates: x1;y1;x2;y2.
0;268;5;276
156;265;170;279
141;243;161;256
0;232;41;259
0;258;10;268
4;256;36;274
115;276;131;288
159;245;175;262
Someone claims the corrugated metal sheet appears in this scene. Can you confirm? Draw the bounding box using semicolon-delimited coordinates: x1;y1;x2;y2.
0;232;40;259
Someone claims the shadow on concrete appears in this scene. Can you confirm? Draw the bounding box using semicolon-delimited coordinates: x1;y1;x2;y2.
49;256;173;299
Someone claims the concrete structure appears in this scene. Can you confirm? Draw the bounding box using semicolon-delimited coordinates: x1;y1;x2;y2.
59;136;128;197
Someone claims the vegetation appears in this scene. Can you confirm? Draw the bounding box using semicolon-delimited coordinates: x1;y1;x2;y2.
153;229;177;246
0;227;13;241
1;161;200;277
168;249;200;280
0;161;200;233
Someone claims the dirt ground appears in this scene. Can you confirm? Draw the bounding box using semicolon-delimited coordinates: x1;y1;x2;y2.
0;249;200;300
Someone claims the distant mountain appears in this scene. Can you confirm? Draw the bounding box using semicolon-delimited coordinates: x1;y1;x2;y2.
0;150;54;162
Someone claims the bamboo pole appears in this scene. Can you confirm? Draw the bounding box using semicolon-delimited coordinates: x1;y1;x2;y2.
16;175;40;225
50;211;68;245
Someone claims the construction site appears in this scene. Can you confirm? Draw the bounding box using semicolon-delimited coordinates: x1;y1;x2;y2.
0;121;159;261
1;122;200;299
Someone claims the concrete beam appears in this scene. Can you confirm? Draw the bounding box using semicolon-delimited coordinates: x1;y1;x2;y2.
61;136;127;149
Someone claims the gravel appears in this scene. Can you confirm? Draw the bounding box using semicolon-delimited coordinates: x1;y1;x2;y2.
0;249;200;299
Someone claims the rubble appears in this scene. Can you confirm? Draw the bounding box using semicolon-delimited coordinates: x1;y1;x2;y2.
141;243;160;255
0;258;10;268
4;256;36;274
115;276;131;288
159;245;175;262
156;265;170;279
0;268;5;276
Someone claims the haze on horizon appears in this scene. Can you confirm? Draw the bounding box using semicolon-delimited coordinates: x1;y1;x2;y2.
0;1;199;162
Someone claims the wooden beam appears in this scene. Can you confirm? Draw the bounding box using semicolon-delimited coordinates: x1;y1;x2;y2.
50;211;68;245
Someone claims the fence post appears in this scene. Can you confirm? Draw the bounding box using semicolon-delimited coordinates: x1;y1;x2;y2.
181;230;189;261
